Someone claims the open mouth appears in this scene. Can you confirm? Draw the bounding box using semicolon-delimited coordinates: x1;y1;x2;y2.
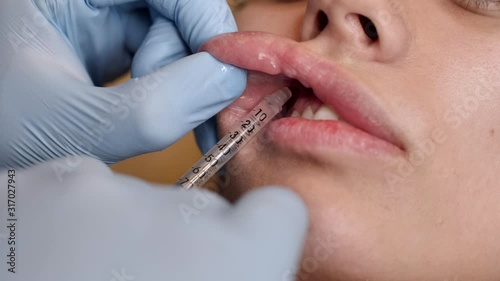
282;81;341;121
201;31;405;156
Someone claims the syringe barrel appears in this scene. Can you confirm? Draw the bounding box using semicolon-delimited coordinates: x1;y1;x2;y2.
176;88;292;189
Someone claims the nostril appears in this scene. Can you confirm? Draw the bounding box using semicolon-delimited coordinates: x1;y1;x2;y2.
316;10;329;34
358;15;379;42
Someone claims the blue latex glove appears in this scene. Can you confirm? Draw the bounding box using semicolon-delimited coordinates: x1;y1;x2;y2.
0;157;308;281
0;0;246;169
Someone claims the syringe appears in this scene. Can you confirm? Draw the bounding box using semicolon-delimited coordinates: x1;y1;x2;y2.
176;88;292;189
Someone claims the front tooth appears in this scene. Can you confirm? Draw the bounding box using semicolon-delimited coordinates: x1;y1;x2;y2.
291;111;300;118
313;105;339;120
302;106;314;119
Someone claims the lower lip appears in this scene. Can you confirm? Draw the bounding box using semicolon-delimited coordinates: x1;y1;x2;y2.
264;117;401;158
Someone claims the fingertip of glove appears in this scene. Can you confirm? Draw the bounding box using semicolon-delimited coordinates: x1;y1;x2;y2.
232;187;308;273
223;64;247;100
234;186;309;234
193;52;247;101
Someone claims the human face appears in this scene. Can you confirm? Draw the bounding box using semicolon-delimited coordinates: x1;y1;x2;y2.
203;1;500;280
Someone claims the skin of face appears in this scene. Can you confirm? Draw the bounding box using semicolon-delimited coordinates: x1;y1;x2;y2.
214;0;500;280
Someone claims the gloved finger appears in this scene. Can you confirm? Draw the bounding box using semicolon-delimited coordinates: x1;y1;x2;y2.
194;116;219;154
88;0;145;8
131;15;189;78
146;0;237;52
109;52;246;156
231;187;309;280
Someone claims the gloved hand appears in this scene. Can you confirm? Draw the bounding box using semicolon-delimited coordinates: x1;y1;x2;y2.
0;0;246;169
0;157;308;281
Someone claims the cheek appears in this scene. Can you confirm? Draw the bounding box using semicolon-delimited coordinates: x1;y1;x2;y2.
425;54;500;167
234;3;307;40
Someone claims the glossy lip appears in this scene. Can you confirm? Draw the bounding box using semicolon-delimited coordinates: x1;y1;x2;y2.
201;31;405;153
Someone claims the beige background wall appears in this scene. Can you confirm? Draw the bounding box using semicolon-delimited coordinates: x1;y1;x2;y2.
107;74;202;184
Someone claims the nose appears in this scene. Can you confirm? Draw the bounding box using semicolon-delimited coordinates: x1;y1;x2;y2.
300;0;411;62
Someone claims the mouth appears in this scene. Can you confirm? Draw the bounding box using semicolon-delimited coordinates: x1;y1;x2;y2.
201;31;404;158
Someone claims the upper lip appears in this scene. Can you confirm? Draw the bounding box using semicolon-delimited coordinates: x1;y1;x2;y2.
201;31;405;151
